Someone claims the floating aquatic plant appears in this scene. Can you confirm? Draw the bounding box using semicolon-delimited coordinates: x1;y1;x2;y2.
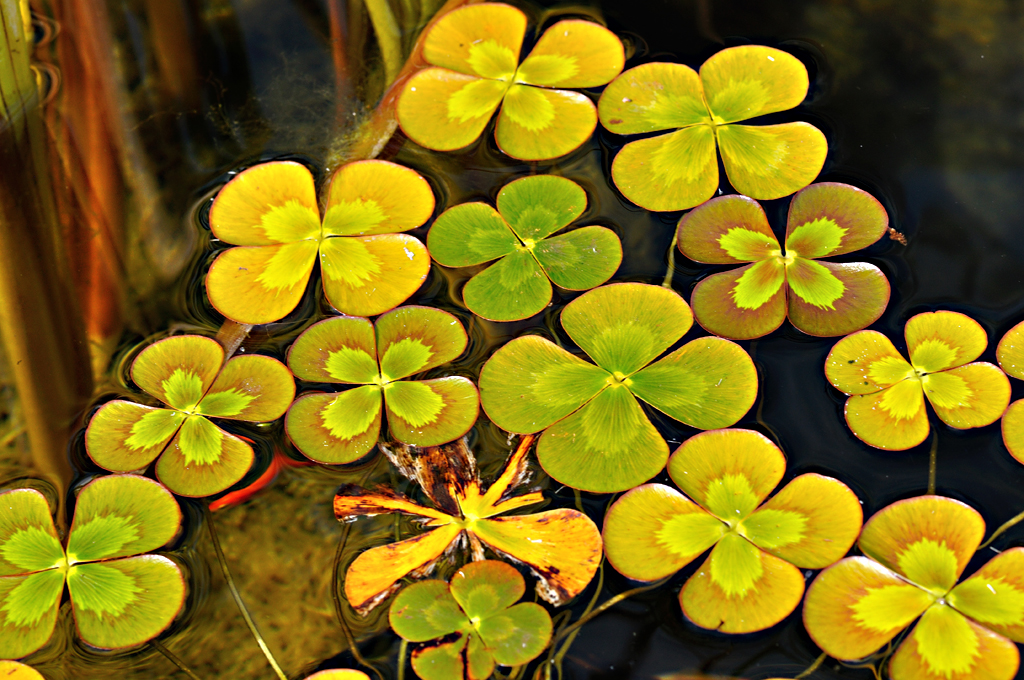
678;183;890;339
206;160;435;324
479;283;757;493
285;308;479;464
428;175;622;321
804;495;1024;680
825;311;1010;450
397;3;624;160
390;560;552;680
996;320;1024;466
335;437;602;614
0;476;185;658
86;335;294;496
0;661;43;679
598;45;827;211
603;429;862;633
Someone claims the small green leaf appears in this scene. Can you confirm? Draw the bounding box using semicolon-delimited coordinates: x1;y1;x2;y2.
390;580;467;642
785;182;889;257
0;569;63;658
286;389;382;464
0;489;64;577
86;402;182;472
449;561;524;621
376;306;469;381
629;337;758;430
533;226;622;291
560;283;692;375
786;257;845;309
69;555;185;650
197;354;295;422
537;384;669;493
156;424;254;497
385;377;479;447
462;249;552;322
287;316;378;384
66;474;181;563
411;634;471;680
428;203;519;267
496;175;586;243
130;335;224;408
479;335;608;434
477;602;552;667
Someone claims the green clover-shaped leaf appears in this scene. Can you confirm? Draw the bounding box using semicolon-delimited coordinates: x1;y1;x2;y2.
286;308;479;464
429;176;622;321
206;160;435;324
85;335;295;497
598;46;827;211
390;561;552;680
678;183;891;339
396;3;624;160
479;283;758;492
805;496;1024;680
603;429;862;633
0;476;184;658
825;311;1010;450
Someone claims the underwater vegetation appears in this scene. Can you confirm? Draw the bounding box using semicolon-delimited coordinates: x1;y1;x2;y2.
3;1;1024;679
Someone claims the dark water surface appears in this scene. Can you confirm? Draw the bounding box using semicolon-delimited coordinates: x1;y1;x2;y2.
36;0;1024;678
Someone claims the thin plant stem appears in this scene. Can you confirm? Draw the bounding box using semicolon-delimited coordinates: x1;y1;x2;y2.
795;652;827;679
553;578;668;644
0;424;25;448
364;0;403;84
397;638;408;680
552;565;605;680
215;320;253;361
662;230;679;289
331;464;386;680
151;639;204;680
203;505;287;680
978;507;1024;551
927;430;938;494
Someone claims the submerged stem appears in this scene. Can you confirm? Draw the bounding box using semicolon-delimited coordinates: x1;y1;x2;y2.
795;652;827;679
551;565;605;680
397;638;408;680
364;0;403;84
553;578;668;644
151;639;204;680
978;507;1024;551
662;230;679;289
927;430;938;495
204;505;287;680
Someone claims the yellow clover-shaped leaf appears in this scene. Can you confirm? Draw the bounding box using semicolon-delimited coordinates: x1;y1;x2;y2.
206;160;435;324
602;429;862;634
598;45;827;211
397;3;624;160
804;495;1024;680
0;477;184;658
997;319;1024;466
826;311;1011;450
678;183;891;339
85;335;295;496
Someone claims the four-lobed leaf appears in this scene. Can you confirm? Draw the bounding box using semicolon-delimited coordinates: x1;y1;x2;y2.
804;495;1024;680
0;476;185;659
206;160;435;324
602;429;862;633
85;335;295;497
397;3;624;160
997;320;1024;466
826;311;1011;450
678;183;891;339
390;560;552;680
335;437;602;614
285;307;479;464
428;175;622;321
598;45;827;211
479;283;758;493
